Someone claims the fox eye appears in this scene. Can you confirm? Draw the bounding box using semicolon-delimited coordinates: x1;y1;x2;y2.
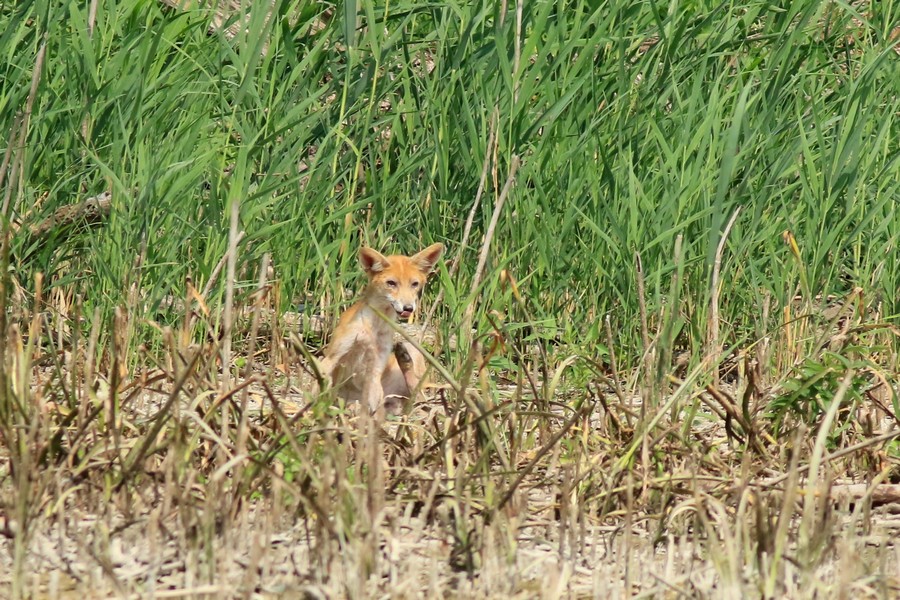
386;279;398;288
411;281;420;289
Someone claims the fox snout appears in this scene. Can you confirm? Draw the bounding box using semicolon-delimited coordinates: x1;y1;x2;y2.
391;300;416;321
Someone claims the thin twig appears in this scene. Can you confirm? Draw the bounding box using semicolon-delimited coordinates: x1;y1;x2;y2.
462;155;520;336
634;250;651;406
219;196;240;485
0;117;20;213
761;429;900;488
513;0;523;104
422;110;498;333
2;38;47;219
493;400;591;515
117;349;203;487
237;253;270;457
187;230;246;331
87;0;99;36
604;314;631;427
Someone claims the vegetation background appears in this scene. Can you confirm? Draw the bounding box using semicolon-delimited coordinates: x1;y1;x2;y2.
1;0;899;597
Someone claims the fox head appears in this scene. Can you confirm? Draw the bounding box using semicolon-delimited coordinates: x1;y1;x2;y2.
359;243;444;321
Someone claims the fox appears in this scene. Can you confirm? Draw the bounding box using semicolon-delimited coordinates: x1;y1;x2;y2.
316;242;444;415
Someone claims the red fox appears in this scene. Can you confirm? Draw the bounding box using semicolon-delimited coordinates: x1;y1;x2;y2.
317;243;444;415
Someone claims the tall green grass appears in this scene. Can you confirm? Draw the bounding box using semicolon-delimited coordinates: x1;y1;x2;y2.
3;0;899;365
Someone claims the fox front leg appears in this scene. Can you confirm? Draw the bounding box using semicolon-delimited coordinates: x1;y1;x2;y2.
362;377;384;416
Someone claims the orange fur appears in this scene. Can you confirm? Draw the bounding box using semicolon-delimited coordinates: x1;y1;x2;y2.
317;243;444;415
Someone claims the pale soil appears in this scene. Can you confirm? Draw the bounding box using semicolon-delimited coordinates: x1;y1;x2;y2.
2;390;899;600
2;491;899;599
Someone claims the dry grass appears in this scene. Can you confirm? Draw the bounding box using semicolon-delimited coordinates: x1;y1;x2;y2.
0;269;898;599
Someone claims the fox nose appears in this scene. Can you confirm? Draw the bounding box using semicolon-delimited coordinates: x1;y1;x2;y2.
402;304;414;314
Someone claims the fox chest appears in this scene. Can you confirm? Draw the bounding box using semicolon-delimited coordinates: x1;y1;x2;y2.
331;326;394;387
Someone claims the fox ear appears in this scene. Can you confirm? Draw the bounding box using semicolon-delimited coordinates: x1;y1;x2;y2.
359;247;390;274
411;243;444;273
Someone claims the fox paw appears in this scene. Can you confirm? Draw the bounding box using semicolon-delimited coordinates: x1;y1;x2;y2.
383;395;404;416
393;342;414;372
